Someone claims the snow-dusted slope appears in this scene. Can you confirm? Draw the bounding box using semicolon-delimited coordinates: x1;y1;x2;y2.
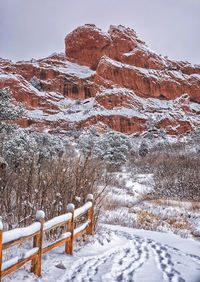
23;87;200;135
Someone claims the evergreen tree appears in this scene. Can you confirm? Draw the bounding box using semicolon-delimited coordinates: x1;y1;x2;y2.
31;132;65;162
94;131;131;168
77;127;98;156
139;140;149;157
0;87;24;133
190;126;200;141
29;76;42;91
0;88;65;167
3;129;37;168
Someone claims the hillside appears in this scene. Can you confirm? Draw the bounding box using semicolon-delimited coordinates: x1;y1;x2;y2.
0;24;200;136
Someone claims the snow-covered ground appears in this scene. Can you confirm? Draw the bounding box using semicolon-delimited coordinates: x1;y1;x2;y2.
3;225;200;282
102;170;200;238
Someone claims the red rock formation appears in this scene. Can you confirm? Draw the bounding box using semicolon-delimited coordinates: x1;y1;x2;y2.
65;24;200;103
76;115;147;134
95;56;200;102
0;24;200;136
65;24;111;70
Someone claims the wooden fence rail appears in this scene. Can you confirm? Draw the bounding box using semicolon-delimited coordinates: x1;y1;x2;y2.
0;194;94;281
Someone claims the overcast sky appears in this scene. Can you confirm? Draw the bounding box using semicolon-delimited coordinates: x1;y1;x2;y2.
0;0;200;64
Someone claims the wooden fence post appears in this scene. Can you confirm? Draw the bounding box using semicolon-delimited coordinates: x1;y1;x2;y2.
31;210;45;276
65;204;75;255
0;219;3;282
86;194;94;235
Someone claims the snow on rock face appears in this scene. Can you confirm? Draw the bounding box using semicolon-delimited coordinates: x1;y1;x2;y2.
95;56;200;103
65;24;200;103
0;24;200;136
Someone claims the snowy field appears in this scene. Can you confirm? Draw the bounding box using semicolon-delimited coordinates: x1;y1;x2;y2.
3;225;200;282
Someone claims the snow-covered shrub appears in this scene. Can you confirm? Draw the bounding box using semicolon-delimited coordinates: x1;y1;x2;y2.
2;129;65;168
77;128;98;156
3;129;37;168
87;130;133;169
0;87;25;158
67;125;82;138
29;76;42;91
0;157;7;169
128;141;200;201
196;146;200;154
78;134;94;156
152;152;200;201
139;140;148;157
67;109;74;114
83;109;90;115
190;126;200;141
146;117;156;131
166;64;173;70
0;87;24;133
30;132;65;162
75;99;82;105
94;131;131;169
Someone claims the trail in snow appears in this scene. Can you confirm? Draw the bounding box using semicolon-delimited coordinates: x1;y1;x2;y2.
62;230;187;282
4;225;200;282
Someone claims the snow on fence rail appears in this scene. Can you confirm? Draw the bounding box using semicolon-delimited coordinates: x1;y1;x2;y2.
0;194;94;280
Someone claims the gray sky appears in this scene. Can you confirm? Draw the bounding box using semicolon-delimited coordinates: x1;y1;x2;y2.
0;0;200;64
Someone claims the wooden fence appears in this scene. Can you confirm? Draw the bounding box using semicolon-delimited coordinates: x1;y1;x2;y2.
0;194;94;281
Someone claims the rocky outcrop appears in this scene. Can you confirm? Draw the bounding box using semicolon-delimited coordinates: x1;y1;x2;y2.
65;24;111;70
65;24;165;71
0;24;200;136
65;25;200;103
95;56;200;102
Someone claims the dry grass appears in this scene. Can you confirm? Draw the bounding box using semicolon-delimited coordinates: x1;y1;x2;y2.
165;217;190;229
145;198;200;211
129;208;192;236
103;198;124;211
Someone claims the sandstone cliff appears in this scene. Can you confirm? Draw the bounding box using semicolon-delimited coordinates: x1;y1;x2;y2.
0;24;200;135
